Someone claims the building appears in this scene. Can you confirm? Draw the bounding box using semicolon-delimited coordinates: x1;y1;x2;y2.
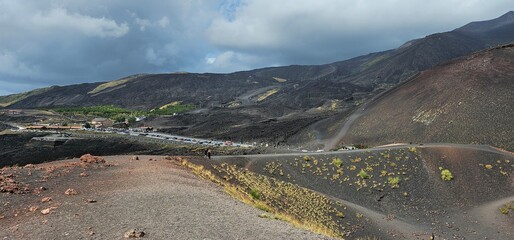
91;118;113;128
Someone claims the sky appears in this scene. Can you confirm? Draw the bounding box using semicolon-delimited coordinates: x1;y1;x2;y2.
1;0;513;95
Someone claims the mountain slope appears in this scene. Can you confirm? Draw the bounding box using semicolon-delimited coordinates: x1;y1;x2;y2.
6;12;514;111
3;12;514;147
341;44;514;150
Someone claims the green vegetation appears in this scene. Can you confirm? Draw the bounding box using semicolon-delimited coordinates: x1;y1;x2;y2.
250;188;261;200
408;147;417;153
440;169;454;181
257;88;279;101
499;202;514;215
358;169;369;179
88;79;130;94
149;103;196;115
272;77;287;83
388;176;400;188
51;103;196;121
87;74;143;95
178;159;350;238
331;157;343;168
53;105;141;119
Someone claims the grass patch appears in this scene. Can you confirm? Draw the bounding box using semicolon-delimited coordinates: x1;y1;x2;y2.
0;87;53;107
272;77;287;83
149;103;196;116
257;88;279;101
50;102;195;120
358;169;369;179
388;176;400;188
88;79;129;94
87;74;143;95
440;169;453;181
250;188;261;200
178;159;348;238
331;157;343;168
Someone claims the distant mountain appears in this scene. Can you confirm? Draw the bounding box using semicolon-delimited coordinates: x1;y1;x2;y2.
2;12;514;146
341;44;514;151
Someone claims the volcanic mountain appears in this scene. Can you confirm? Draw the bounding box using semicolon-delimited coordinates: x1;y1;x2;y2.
340;44;514;151
2;11;514;146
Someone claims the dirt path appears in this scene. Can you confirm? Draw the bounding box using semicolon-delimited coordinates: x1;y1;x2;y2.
324;73;420;151
0;156;327;239
463;195;514;239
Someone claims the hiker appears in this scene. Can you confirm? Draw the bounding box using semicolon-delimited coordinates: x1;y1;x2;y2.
207;149;212;160
204;149;208;158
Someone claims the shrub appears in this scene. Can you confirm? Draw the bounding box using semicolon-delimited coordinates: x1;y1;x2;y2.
303;155;311;161
388;176;400;188
250;188;261;200
441;169;453;181
358;169;369;179
331;157;343;168
499;203;513;215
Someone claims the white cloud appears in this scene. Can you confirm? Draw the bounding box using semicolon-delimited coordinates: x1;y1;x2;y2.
0;51;38;77
203;51;267;73
145;48;166;66
134;16;170;31
158;16;170;28
33;8;129;38
0;0;513;94
207;0;514;60
205;57;216;65
135;17;152;31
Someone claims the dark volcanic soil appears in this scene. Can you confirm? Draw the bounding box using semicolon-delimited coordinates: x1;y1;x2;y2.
210;144;514;239
0;132;264;168
341;45;514;151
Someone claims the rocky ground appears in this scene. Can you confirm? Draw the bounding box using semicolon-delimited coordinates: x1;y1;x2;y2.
0;155;327;239
0;131;268;168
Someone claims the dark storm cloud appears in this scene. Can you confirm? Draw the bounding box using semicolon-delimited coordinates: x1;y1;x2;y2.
1;0;513;95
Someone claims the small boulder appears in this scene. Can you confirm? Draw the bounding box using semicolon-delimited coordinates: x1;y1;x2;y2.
64;188;78;195
41;207;56;215
124;229;145;238
80;154;105;164
41;197;52;203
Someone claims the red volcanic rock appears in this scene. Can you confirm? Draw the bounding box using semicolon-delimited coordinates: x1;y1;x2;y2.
80;154;105;164
64;188;78;195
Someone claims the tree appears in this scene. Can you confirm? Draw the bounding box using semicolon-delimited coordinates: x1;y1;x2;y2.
84;122;92;129
114;115;126;123
127;116;137;124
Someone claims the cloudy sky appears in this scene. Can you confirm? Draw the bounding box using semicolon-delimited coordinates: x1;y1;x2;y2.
1;0;513;95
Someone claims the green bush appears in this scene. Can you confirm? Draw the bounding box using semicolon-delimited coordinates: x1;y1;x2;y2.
388;176;400;188
358;169;369;179
331;157;343;168
441;169;453;181
250;188;261;200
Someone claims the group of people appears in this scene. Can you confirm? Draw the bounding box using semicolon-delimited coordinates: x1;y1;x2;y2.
204;149;212;160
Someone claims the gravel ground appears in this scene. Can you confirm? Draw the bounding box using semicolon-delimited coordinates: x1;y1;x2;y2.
0;156;328;239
